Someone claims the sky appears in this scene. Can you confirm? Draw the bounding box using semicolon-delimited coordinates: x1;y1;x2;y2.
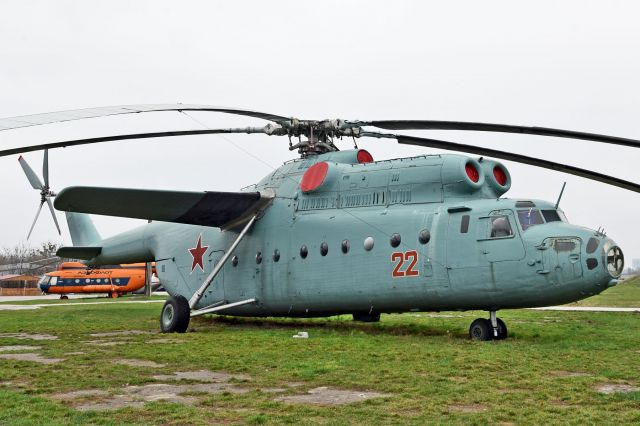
0;1;639;261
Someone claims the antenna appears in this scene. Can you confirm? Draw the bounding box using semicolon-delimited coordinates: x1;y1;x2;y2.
555;182;566;209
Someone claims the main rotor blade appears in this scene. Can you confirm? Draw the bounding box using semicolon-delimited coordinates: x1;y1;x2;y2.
1;127;267;157
43;149;49;187
0;104;289;132
364;120;640;149
18;155;44;189
364;132;640;193
27;201;45;240
45;197;61;235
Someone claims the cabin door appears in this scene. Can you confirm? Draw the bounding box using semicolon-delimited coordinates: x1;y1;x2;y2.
446;211;486;287
202;250;226;304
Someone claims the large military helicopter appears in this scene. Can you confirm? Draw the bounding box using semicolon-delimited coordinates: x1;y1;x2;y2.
2;105;637;340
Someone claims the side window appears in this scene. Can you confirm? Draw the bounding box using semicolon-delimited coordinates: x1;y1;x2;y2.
490;215;513;238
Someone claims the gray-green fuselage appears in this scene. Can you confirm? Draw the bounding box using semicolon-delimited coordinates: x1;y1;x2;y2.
89;150;619;316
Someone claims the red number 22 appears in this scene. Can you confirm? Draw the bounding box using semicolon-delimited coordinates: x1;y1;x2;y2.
391;250;419;277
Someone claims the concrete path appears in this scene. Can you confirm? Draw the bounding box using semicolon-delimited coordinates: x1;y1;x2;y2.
530;306;640;312
0;299;165;311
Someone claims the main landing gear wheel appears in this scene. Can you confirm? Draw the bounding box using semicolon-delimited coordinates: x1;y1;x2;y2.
109;292;119;299
59;295;68;300
160;295;190;333
469;313;508;341
469;318;493;341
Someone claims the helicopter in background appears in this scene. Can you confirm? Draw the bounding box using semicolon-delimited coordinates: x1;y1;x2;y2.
1;105;636;340
37;261;160;299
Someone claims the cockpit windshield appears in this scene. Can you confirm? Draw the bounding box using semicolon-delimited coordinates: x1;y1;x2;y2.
517;209;544;230
517;208;567;231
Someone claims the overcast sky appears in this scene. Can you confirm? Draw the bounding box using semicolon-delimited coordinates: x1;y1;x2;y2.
0;1;638;262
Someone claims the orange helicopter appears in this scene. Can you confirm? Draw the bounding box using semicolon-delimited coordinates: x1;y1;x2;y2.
38;261;158;299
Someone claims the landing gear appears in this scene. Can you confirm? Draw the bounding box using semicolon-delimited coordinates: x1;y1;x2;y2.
352;312;381;322
469;311;508;341
469;318;492;341
160;295;190;333
59;295;68;300
108;292;119;299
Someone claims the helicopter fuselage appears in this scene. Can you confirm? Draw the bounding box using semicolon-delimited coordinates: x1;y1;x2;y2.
88;149;622;317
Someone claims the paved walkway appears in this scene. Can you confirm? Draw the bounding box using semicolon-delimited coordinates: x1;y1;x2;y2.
530;306;640;313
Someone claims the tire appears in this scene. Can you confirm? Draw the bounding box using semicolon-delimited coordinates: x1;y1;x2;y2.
160;295;190;333
352;313;381;322
495;318;508;340
469;318;493;341
60;295;69;300
110;292;119;299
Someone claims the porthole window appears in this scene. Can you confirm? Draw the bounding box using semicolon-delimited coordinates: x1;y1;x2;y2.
85;278;90;284
255;251;262;264
115;278;120;283
96;279;101;283
320;242;328;256
418;229;431;244
300;245;308;259
390;233;401;248
341;239;350;254
75;279;80;284
364;236;374;251
273;249;280;262
232;255;239;267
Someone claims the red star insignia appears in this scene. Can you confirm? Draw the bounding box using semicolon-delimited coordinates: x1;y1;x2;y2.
188;234;209;272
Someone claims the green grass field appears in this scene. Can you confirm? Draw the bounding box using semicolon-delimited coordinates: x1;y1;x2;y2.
0;280;638;425
567;276;640;307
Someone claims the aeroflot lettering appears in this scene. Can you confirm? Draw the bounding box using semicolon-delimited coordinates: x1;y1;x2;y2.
391;251;420;278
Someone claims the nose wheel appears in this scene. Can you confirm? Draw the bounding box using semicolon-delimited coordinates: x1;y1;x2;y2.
469;311;508;341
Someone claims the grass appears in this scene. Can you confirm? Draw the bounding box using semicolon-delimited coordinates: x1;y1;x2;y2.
567;275;640;307
0;284;638;425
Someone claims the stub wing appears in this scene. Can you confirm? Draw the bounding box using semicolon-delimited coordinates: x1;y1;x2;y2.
54;186;274;229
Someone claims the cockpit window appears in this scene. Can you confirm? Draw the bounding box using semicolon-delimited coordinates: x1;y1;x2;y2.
38;276;50;286
541;209;561;223
517;209;544;231
490;216;514;238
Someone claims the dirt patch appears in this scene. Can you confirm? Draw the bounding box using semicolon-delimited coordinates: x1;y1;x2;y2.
152;370;250;383
261;388;287;393
276;386;390;405
114;359;166;368
89;330;154;337
595;384;639;394
448;403;488;413
64;351;86;356
85;340;128;347
52;389;110;400
0;345;41;352
550;371;592;378
0;333;57;341
64;382;250;411
0;353;63;364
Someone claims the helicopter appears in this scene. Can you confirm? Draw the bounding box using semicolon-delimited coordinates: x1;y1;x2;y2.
1;104;637;340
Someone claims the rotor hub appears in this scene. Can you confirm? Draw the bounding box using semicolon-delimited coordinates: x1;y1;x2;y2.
265;119;362;157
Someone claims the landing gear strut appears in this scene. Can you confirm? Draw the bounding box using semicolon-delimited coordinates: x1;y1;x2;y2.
469;311;508;341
